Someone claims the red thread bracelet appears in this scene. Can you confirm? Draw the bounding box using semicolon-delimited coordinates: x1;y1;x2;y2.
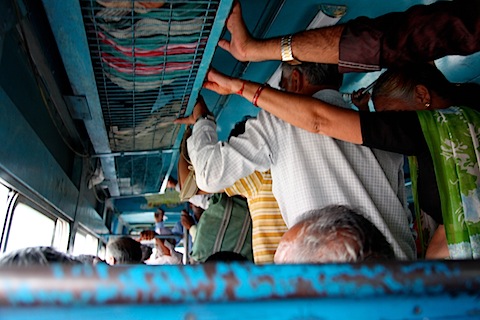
236;81;246;96
252;83;269;107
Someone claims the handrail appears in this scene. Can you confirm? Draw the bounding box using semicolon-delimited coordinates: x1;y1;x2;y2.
1;260;479;319
0;260;479;305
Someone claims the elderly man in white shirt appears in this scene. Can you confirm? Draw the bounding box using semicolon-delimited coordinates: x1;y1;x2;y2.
176;62;416;260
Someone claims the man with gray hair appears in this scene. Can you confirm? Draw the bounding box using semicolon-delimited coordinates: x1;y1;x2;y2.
274;205;395;263
105;236;143;265
0;246;82;266
178;62;415;260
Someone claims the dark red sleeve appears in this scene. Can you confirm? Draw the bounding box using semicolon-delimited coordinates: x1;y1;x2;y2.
338;0;480;73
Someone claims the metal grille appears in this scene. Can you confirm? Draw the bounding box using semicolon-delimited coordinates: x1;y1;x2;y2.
81;0;218;152
115;153;164;195
79;0;220;195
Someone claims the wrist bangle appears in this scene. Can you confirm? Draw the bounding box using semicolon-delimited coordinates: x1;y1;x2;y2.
252;83;270;107
236;81;246;96
281;35;302;65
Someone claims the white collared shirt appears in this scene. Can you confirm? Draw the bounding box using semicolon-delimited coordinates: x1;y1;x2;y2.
188;90;415;260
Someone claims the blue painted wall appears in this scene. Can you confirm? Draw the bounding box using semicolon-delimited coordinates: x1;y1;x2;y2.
0;0;106;235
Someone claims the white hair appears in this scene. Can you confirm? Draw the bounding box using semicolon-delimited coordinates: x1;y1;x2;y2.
274;205;394;264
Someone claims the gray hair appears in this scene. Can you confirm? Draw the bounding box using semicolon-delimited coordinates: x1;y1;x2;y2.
274;205;394;263
372;63;452;105
0;246;82;266
106;236;143;265
281;62;343;88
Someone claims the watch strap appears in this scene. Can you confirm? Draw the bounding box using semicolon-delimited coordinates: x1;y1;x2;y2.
281;35;301;65
196;113;215;124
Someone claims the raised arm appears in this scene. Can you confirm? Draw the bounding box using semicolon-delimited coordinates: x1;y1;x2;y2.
220;0;480;72
175;95;272;193
203;69;363;144
219;1;342;64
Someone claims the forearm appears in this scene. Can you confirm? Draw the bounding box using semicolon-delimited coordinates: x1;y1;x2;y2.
250;25;343;64
238;81;362;144
155;239;171;256
291;25;343;64
245;38;282;62
187;119;263;193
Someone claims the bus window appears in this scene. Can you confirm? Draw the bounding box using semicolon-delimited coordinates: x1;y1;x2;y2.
5;202;55;253
52;219;70;253
97;244;106;260
72;231;98;256
0;183;9;232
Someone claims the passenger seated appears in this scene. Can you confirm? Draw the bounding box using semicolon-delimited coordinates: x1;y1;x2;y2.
75;254;105;265
105;236;143;265
274;205;395;263
205;251;250;263
139;230;183;265
140;244;153;263
0;246;82;266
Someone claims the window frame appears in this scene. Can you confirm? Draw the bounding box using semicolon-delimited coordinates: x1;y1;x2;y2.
72;225;100;257
0;186;71;254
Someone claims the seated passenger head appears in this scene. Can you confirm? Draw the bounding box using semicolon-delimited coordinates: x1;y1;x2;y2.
274;205;395;264
205;251;250;263
106;236;143;265
0;246;82;266
140;244;153;262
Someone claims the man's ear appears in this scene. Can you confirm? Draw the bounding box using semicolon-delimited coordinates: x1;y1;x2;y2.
414;85;431;105
291;69;303;93
106;255;115;265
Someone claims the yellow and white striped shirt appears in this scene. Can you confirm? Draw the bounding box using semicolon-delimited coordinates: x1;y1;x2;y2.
225;170;287;264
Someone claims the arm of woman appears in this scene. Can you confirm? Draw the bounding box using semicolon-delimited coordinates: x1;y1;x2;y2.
204;68;363;144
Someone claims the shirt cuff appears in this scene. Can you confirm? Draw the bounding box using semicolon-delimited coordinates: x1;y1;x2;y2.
190;225;197;242
192;117;216;133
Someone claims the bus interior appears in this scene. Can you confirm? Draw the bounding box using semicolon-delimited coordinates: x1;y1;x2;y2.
0;0;479;319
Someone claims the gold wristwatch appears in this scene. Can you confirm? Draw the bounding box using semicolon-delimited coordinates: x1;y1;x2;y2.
281;35;302;65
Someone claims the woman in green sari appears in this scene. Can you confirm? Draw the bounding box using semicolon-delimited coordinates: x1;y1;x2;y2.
203;63;480;259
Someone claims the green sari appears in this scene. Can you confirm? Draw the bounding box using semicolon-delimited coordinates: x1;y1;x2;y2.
415;106;480;259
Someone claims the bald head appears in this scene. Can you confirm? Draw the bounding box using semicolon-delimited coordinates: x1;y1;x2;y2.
274;205;395;264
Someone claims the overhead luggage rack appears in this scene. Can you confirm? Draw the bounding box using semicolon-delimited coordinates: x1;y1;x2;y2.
44;0;231;196
81;0;217;152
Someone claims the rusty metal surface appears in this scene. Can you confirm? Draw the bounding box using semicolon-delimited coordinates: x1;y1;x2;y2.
0;260;479;307
1;260;480;319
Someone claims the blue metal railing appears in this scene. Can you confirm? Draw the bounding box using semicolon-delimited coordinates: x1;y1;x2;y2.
0;260;479;319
